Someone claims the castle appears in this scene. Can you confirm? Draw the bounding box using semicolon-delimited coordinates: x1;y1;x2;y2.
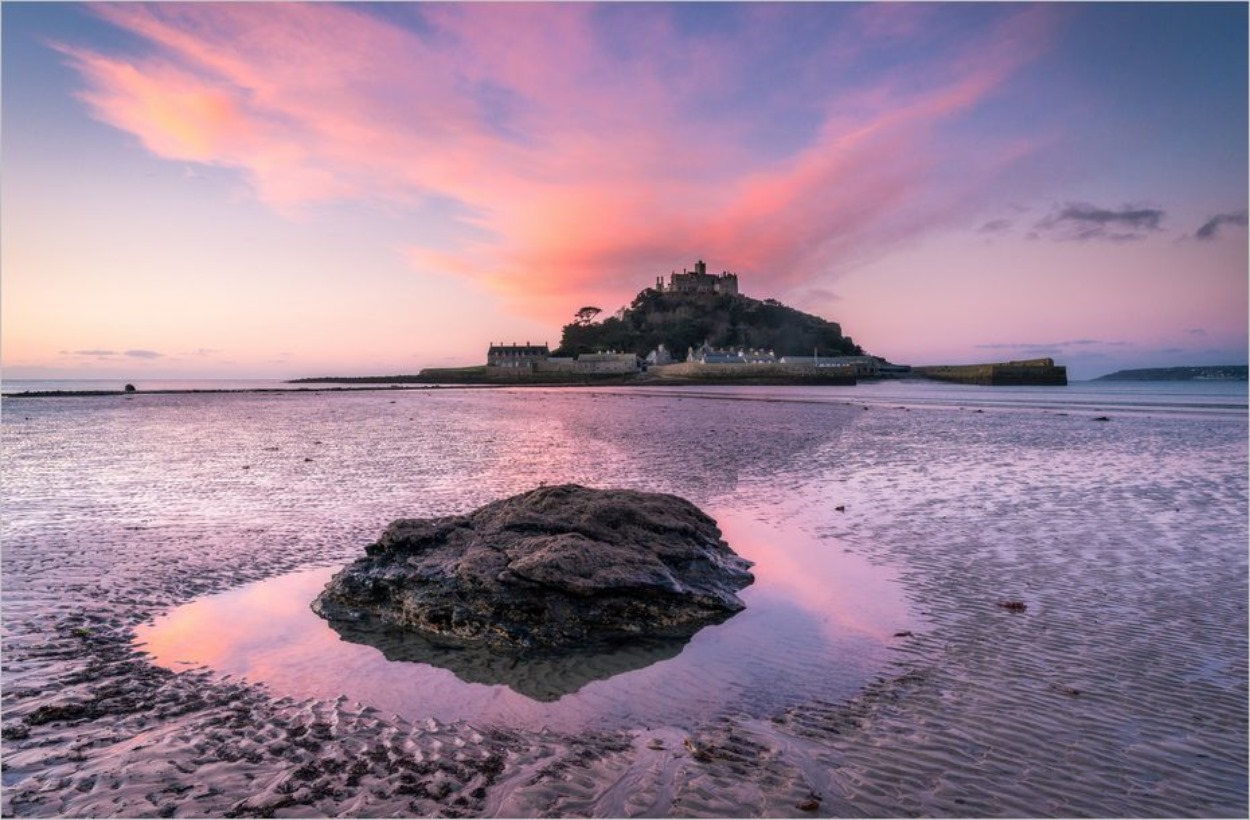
656;260;738;296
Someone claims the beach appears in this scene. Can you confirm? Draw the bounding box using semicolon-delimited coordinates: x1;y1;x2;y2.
2;382;1246;817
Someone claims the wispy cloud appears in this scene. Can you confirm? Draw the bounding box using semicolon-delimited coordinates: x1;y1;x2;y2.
1033;202;1164;242
1194;210;1248;240
61;348;163;359
58;3;1060;319
976;218;1013;234
976;339;1133;350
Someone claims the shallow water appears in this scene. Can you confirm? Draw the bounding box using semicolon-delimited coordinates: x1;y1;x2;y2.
3;381;1246;817
1;378;308;394
135;504;912;732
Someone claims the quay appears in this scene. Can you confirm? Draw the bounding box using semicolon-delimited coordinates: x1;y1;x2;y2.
913;358;1068;386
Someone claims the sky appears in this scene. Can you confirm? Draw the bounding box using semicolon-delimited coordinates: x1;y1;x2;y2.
2;1;1246;381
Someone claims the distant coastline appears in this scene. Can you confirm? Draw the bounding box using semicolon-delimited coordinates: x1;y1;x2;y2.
2;384;480;399
1095;365;1248;382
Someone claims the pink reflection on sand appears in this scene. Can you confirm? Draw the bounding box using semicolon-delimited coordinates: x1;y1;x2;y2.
137;566;365;678
712;505;911;643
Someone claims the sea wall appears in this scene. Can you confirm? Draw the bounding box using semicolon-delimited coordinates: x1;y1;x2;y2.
415;361;859;385
913;358;1068;386
647;362;856;385
418;366;630;384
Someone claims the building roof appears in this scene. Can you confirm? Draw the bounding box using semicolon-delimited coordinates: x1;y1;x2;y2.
487;343;549;354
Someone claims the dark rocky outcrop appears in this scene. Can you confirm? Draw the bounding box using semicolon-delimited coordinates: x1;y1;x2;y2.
553;285;863;359
311;484;754;653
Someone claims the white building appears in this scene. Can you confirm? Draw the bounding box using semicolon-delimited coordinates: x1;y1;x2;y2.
646;344;674;365
686;343;776;365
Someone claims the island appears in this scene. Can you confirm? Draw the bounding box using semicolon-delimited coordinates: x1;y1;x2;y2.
294;260;1068;388
1094;365;1248;382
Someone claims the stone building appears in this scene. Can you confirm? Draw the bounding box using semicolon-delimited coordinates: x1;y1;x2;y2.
487;342;549;368
534;356;577;373
573;352;641;374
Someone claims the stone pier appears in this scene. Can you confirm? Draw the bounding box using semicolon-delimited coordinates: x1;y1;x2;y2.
913;358;1068;386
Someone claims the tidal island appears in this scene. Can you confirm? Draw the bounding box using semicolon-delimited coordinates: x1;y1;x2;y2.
294;260;1067;388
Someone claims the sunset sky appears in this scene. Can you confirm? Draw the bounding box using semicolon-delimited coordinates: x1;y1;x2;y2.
3;2;1246;381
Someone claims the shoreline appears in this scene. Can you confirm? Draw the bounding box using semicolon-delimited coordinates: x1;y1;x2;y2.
3;358;1083;396
2;387;1245;817
2;379;866;398
291;371;863;387
1;384;504;399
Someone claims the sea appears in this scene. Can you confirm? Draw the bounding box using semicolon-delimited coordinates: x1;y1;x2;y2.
2;378;1246;817
0;378;366;394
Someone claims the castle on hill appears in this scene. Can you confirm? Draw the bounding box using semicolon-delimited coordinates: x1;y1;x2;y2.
656;260;738;296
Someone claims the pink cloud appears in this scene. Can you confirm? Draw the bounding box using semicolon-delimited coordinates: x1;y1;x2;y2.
61;3;1058;321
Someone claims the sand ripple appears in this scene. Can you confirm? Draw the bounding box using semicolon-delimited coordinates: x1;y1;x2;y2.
3;388;1246;817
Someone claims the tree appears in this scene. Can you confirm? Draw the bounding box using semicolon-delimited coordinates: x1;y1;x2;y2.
574;306;602;326
555;287;865;360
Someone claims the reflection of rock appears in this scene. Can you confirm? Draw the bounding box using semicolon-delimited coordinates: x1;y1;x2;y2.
312;484;754;652
323;615;694;701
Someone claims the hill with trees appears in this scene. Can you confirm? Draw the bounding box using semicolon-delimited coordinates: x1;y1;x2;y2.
552;286;863;360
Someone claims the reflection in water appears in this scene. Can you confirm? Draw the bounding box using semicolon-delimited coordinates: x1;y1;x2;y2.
136;502;912;732
322;615;699;702
124;390;912;732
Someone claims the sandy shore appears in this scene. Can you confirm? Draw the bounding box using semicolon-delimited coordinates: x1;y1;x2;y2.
3;391;1246;817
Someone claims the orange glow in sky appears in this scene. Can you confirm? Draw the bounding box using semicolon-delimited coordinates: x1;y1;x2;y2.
3;3;1245;380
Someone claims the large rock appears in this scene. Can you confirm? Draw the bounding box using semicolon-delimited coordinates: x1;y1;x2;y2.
311;484;754;652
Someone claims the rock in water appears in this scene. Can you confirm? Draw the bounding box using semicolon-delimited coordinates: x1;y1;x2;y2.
311;484;754;651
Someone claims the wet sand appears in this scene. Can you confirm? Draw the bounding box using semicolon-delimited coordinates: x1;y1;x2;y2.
2;388;1246;817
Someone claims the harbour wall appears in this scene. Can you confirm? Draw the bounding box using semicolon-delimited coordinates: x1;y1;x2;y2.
646;362;856;385
913;358;1068;386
